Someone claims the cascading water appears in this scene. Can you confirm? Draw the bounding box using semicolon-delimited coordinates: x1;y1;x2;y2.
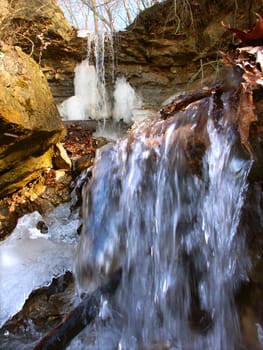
58;31;110;121
112;77;142;124
73;91;252;350
58;31;144;126
58;61;108;120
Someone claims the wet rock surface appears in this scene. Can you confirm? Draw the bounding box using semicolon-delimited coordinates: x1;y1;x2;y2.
0;272;75;349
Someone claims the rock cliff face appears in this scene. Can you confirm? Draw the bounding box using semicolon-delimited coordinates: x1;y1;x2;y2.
112;0;263;106
0;0;81;104
7;0;261;110
0;0;74;46
2;0;262;109
38;0;263;109
0;0;79;197
0;43;65;197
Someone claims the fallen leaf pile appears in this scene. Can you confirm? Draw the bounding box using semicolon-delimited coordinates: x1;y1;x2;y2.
62;124;96;158
221;16;263;156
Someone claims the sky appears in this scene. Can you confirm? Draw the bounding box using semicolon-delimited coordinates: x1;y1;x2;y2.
57;0;159;32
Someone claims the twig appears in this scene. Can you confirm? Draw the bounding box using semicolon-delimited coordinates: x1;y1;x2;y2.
33;269;122;350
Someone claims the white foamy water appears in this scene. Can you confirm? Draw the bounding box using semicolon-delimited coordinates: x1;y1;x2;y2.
58;60;145;125
73;93;252;350
0;203;80;327
58;31;150;125
112;77;142;124
58;61;110;120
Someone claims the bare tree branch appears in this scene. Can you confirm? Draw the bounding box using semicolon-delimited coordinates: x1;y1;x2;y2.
57;0;159;32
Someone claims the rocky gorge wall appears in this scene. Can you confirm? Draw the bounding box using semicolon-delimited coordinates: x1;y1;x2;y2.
2;0;263;118
5;0;261;110
0;43;66;197
0;0;76;198
0;0;74;237
39;0;263;108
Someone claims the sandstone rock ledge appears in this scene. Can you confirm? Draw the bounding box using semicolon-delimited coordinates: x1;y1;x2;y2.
0;43;66;198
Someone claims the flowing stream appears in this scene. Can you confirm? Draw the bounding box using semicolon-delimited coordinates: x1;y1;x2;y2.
72;92;253;349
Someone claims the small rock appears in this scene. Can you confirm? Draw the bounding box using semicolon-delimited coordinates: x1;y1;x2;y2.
36;221;48;234
53;143;72;169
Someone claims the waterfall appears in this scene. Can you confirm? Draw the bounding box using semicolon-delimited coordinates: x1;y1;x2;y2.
58;32;142;124
73;91;252;350
58;61;108;120
112;77;142;124
58;31;110;121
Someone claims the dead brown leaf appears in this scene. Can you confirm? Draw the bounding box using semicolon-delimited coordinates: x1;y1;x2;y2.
236;85;257;157
222;13;263;43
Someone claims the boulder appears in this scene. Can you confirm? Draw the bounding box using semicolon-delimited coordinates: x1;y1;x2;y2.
0;0;84;105
0;43;65;197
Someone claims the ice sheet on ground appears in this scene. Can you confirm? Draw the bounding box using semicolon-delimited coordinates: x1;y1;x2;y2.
0;204;80;327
